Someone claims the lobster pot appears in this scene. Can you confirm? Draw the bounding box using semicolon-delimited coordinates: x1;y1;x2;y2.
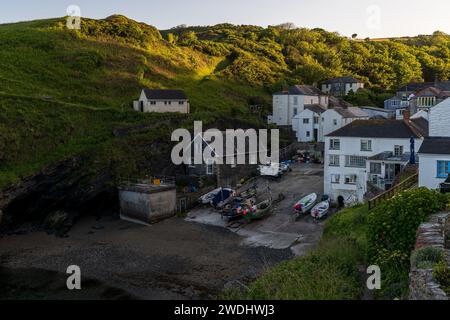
119;184;176;225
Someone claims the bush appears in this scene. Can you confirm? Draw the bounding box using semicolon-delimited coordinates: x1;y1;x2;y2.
433;261;450;295
367;188;448;298
235;237;364;300
411;247;445;269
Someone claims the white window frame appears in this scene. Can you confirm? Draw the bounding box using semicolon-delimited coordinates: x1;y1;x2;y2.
329;155;340;167
330;139;340;150
361;139;372;152
331;174;340;184
345;175;357;185
345;155;367;168
394;145;404;157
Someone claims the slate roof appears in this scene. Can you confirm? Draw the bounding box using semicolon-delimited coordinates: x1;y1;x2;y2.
412;86;450;99
326;119;424;138
274;85;323;96
398;81;450;92
322;76;362;85
418;137;450;155
369;151;414;162
304;104;326;114
143;89;188;100
410;118;429;137
333;107;369;118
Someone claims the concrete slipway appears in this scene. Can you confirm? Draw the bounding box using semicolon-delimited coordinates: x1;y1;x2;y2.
186;163;325;256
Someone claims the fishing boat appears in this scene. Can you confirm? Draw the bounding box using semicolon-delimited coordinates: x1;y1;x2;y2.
311;200;330;220
243;199;272;221
222;197;256;220
198;188;234;206
293;193;317;214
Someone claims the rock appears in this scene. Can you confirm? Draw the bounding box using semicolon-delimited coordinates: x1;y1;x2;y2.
43;210;74;236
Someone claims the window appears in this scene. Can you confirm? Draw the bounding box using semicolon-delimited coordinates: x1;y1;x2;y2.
345;175;357;184
370;163;382;174
394;145;404;157
333;119;338;126
164;101;168;105
314;117;319;124
303;118;309;124
329;155;340;167
168;101;172;105
361;139;372;152
437;161;450;178
306;131;311;137
206;161;214;175
331;174;340;184
150;101;156;105
293;108;298;116
293;97;299;105
345;155;367;168
179;101;185;105
330;139;340;150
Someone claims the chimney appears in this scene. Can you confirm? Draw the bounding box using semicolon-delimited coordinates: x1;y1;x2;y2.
403;109;410;121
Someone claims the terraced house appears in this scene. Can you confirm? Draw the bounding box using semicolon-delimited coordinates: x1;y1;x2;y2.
324;116;427;205
268;85;329;127
321;76;364;96
419;98;450;189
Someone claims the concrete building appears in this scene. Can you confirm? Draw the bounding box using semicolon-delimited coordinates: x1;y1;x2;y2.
119;179;177;225
268;85;329;127
321;76;364;96
324;119;426;205
419;98;450;189
133;89;190;114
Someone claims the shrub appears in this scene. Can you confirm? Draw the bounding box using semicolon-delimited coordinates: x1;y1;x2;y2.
433;261;450;295
367;188;448;298
411;247;445;269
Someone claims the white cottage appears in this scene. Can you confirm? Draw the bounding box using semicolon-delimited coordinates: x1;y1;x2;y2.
324;119;426;205
133;89;190;114
269;85;328;127
321;107;369;141
419;98;450;189
292;105;326;142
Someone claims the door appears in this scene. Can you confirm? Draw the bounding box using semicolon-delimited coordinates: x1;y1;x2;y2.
314;129;318;142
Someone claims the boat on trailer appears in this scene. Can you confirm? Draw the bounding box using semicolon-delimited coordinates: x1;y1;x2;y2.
293;193;318;215
242;199;272;221
311;200;330;220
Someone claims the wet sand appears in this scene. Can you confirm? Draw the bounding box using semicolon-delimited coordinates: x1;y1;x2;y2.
0;215;292;300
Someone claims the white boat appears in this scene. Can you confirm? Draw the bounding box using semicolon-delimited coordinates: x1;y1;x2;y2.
311;201;330;219
293;193;317;214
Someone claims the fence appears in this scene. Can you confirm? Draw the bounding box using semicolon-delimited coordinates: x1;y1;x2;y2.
368;173;418;210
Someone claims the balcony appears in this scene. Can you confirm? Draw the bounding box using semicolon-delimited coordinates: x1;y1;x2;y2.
332;183;357;191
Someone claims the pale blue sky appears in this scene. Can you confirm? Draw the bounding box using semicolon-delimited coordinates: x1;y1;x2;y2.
1;0;449;38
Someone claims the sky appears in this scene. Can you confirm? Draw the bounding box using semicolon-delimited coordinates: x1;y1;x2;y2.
1;0;449;38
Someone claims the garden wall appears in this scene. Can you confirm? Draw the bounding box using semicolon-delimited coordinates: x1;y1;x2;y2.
409;212;450;300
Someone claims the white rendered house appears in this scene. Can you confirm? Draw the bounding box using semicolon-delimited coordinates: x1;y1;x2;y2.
419;98;450;189
269;85;328;127
324;119;426;205
133;89;190;114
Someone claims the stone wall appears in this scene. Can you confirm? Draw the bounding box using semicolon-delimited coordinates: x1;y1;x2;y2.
409;212;450;300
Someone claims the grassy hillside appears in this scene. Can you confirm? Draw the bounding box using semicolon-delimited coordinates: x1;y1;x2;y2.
1;15;450;190
0;16;269;189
